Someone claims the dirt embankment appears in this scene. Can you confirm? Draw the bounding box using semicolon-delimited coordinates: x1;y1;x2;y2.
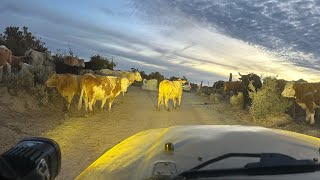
1;86;320;179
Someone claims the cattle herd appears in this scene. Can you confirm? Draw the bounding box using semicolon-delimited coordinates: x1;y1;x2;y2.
0;45;188;113
1;45;319;124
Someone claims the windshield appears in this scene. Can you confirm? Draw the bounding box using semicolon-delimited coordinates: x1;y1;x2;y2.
1;0;320;179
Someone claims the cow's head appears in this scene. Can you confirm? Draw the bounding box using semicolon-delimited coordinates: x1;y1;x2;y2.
281;82;295;98
45;72;59;87
134;71;142;81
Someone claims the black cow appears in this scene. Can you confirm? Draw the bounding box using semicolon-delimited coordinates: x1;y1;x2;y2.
238;72;262;109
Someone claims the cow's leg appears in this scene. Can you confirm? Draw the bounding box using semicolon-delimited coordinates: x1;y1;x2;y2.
305;109;310;122
157;94;162;111
173;98;177;109
108;97;115;111
88;98;95;112
84;96;88;112
66;94;74;110
306;102;315;124
101;98;107;110
310;112;315;125
178;95;182;108
122;91;125;96
164;97;170;111
78;89;84;110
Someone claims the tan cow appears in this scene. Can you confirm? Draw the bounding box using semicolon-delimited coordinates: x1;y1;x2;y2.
45;72;82;110
78;74;124;112
0;46;12;81
157;79;187;111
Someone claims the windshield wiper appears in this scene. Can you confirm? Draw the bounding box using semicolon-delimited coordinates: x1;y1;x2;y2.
178;153;320;178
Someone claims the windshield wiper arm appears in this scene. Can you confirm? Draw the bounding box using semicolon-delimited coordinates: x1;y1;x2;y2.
178;153;320;178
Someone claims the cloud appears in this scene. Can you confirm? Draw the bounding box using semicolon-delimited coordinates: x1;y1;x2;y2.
1;0;320;84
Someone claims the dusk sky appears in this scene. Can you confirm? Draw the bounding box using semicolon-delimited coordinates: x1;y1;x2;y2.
1;0;320;84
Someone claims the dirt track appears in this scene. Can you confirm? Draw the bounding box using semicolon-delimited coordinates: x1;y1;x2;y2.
42;87;245;179
1;86;319;179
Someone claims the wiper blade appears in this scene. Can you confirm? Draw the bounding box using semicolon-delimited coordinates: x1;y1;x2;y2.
179;153;320;178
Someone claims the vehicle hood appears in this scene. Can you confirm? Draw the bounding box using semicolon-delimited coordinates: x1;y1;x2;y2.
76;125;320;180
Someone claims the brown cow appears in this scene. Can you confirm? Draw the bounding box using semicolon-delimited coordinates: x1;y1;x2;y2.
0;46;12;80
281;82;320;125
45;72;82;110
223;81;242;95
78;74;123;112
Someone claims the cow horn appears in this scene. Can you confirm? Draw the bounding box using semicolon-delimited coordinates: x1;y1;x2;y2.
238;72;242;76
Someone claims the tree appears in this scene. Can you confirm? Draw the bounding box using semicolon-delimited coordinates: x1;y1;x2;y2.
87;54;116;70
0;26;48;56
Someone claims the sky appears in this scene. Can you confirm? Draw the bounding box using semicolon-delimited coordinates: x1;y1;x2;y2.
1;0;320;84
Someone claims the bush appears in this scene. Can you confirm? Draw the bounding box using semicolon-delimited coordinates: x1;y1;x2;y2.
3;70;34;92
230;93;244;109
0;26;48;56
249;77;291;120
31;65;54;84
87;54;116;70
31;84;49;105
210;93;222;103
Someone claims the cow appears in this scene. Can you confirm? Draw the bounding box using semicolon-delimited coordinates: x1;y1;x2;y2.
45;72;82;110
223;81;242;95
238;73;262;109
0;46;12;81
78;74;124;112
64;56;85;67
25;49;52;67
281;82;320;125
157;79;187;111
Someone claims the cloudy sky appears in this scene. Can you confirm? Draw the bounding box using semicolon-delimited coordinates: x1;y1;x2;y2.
1;0;320;83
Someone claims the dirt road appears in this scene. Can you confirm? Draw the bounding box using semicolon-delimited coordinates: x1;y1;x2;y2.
40;87;244;179
1;86;319;179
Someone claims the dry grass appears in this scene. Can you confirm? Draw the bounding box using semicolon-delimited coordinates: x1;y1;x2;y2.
230;93;244;109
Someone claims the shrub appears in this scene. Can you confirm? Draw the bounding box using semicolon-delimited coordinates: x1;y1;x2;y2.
210;93;222;103
31;65;54;84
31;84;49;105
230;93;244;109
3;70;34;92
249;77;291;120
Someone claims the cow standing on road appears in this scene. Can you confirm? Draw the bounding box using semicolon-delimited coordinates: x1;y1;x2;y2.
0;45;12;81
157;79;187;111
78;74;124;112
